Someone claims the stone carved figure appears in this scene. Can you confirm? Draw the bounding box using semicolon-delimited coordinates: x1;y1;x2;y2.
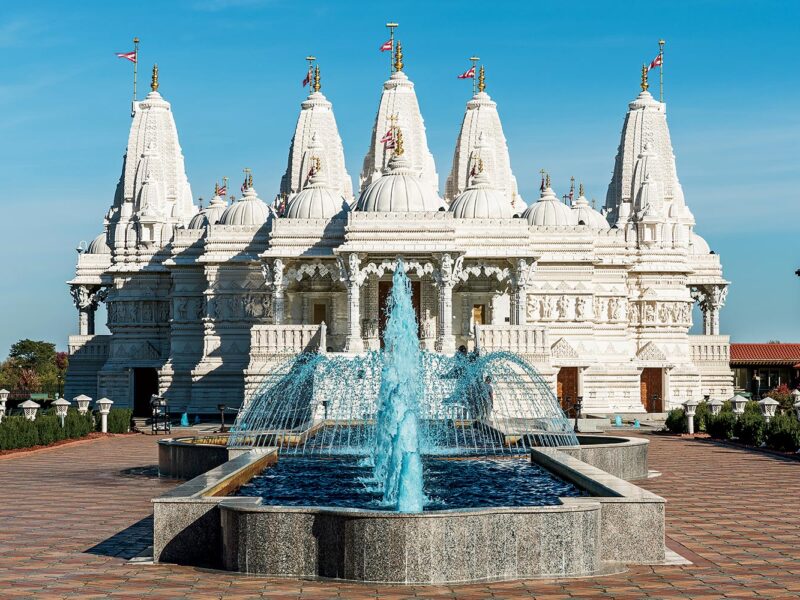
542;296;556;320
557;295;570;320
527;296;541;321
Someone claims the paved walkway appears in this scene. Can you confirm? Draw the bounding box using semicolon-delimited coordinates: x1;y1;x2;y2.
0;434;798;599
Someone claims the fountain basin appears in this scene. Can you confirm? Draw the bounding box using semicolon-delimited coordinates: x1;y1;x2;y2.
153;443;665;583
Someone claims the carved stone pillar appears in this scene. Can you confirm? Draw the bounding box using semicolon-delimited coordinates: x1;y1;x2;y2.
263;259;286;325
70;285;107;335
708;285;728;336
510;258;535;326
433;254;463;355
338;254;365;353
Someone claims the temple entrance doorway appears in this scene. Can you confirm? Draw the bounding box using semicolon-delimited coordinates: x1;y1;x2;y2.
378;280;421;346
133;367;159;417
557;367;579;417
640;368;664;412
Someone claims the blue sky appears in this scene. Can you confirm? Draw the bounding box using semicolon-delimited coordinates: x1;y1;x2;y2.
0;0;798;353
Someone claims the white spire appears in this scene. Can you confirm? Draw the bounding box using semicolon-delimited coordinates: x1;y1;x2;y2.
108;69;196;248
604;82;683;225
280;74;353;202
359;63;439;198
445;84;520;210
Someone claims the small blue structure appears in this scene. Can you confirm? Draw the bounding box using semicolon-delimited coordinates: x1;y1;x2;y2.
614;415;623;427
633;419;640;428
180;413;189;427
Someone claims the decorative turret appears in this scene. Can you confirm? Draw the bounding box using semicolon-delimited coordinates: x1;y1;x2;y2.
285;159;349;219
359;42;439;199
522;174;575;227
219;174;270;226
188;184;228;229
604;66;687;227
449;163;513;219
445;65;520;210
280;61;353;202
107;63;196;250
572;183;610;229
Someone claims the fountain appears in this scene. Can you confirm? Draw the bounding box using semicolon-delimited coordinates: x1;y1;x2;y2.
227;263;578;512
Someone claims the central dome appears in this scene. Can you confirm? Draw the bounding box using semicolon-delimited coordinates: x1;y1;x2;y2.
356;154;444;213
449;170;513;218
522;187;575;226
219;186;270;226
285;169;348;219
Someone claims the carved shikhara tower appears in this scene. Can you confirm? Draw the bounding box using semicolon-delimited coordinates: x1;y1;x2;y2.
66;58;732;417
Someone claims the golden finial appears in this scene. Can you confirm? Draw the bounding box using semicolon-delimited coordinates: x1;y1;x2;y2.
394;128;405;156
570;176;575;191
214;182;220;196
478;65;486;93
313;65;321;92
579;183;584;197
478;157;484;173
248;173;254;188
313;156;322;173
394;41;404;72
640;64;649;92
151;64;159;92
545;173;551;188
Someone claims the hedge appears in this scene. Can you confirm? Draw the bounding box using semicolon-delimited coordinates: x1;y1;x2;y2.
0;405;137;451
707;412;736;440
664;408;687;433
734;411;766;446
764;414;800;452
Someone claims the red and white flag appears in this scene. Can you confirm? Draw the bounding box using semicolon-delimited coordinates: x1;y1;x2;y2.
380;128;394;146
648;53;663;71
457;66;475;79
218;185;227;197
380;39;393;52
302;69;311;87
116;51;137;63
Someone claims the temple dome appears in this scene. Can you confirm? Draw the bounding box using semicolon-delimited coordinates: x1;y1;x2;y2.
219;186;269;226
86;233;111;255
285;169;348;219
689;231;711;255
522;187;575;226
188;194;228;229
449;170;512;218
356;153;444;212
571;193;609;229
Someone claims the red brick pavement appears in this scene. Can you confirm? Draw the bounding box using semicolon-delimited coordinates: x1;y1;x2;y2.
0;433;798;599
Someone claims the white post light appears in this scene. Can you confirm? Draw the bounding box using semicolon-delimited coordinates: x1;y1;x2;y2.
96;397;113;433
731;394;748;417
791;389;800;420
709;397;723;416
73;394;92;415
52;397;71;428
0;388;9;413
683;398;700;434
20;399;41;421
758;397;779;423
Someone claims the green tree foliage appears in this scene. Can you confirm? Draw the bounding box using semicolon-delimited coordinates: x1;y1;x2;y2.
0;409;94;451
764;414;800;452
767;384;794;414
707;412;736;440
734;411;766;446
0;339;66;394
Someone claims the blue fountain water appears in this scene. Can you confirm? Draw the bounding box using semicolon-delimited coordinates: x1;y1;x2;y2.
370;264;425;512
228;263;579;513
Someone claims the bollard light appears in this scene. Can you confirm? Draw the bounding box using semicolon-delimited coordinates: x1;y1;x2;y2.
709;397;723;416
791;389;800;420
758;397;779;423
731;393;748;417
73;394;92;415
0;388;9;410
96;397;113;433
683;398;700;435
20;399;41;421
52;397;71;428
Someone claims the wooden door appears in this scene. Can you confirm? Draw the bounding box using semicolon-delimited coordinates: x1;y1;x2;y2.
557;367;579;417
312;303;327;325
378;280;421;345
472;304;485;326
640;368;663;412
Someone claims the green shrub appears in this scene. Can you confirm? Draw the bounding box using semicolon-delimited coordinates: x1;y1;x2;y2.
735;411;766;446
767;384;794;414
35;414;61;446
0;416;39;450
744;400;761;415
106;408;133;434
0;408;95;451
65;409;94;439
764;413;800;452
664;408;687;433
707;412;736;440
695;401;712;432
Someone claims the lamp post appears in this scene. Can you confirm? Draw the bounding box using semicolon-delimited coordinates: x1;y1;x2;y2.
52;397;70;428
73;394;92;415
683;398;700;434
20;400;40;421
96;397;113;433
731;393;748;418
709;397;723;416
0;388;8;423
218;404;227;433
575;396;583;433
758;397;779;423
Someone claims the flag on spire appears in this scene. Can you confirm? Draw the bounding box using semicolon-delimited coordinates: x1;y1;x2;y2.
218;184;227;197
648;53;663;71
116;51;137;63
458;66;476;79
302;69;311;87
380;128;395;148
380;39;392;52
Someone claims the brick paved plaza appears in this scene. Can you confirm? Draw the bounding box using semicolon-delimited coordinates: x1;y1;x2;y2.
0;433;798;599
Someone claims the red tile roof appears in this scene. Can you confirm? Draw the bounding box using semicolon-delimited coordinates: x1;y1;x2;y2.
730;343;800;365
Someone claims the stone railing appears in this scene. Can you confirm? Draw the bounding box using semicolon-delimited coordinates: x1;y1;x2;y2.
67;334;111;358
250;324;326;357
689;335;730;363
475;324;549;356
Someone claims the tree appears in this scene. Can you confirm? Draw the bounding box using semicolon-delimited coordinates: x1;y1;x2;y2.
9;340;57;373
